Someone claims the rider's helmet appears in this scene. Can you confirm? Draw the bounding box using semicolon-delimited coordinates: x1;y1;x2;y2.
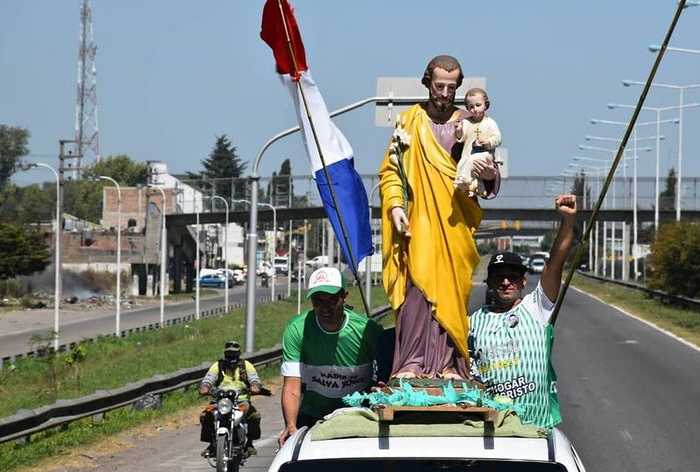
224;340;241;365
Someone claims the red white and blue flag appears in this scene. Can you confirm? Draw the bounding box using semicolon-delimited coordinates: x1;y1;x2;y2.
261;0;373;271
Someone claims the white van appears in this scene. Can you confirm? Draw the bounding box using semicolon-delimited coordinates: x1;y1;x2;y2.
274;256;289;274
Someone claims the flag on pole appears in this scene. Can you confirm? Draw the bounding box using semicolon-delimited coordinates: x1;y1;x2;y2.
261;0;373;271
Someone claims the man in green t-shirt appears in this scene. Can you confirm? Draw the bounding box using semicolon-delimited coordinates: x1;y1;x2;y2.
279;267;382;446
469;195;577;429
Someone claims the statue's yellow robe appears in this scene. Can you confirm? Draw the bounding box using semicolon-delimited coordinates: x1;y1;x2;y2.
379;104;482;360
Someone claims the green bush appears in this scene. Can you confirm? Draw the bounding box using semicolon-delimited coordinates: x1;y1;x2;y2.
647;222;700;298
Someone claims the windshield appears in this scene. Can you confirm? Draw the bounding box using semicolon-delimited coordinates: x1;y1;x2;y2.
279;459;567;471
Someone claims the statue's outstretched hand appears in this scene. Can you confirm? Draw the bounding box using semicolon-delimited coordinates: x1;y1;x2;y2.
390;207;411;238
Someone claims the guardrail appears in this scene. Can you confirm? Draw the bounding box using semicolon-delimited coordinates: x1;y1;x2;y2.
0;295;276;369
0;304;392;445
577;271;700;312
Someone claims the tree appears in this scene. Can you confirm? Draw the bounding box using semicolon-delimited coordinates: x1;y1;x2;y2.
0;125;30;188
83;154;148;186
268;158;294;207
659;167;676;211
648;221;700;298
0;223;50;279
570;171;590;209
199;135;247;198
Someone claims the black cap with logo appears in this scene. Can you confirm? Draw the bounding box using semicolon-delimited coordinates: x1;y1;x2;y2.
487;251;528;275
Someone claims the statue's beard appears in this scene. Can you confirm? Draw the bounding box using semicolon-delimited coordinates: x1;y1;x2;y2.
429;92;454;112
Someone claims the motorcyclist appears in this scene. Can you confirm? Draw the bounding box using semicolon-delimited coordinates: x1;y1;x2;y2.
199;340;262;458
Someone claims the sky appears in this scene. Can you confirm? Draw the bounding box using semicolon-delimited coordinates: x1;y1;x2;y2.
2;0;700;188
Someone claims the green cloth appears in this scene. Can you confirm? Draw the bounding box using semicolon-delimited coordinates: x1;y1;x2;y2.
309;407;546;441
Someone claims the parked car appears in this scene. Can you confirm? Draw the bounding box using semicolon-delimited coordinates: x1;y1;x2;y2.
199;274;227;288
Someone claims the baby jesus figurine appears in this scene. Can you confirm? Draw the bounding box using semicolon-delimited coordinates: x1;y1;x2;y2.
454;87;502;197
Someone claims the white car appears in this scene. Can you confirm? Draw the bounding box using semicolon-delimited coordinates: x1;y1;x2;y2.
529;257;546;274
305;255;330;270
270;423;586;471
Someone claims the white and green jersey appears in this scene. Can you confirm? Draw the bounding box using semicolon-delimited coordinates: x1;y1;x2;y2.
469;283;561;429
281;308;382;418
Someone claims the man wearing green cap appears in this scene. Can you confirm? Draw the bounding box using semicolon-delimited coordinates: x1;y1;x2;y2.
278;267;383;446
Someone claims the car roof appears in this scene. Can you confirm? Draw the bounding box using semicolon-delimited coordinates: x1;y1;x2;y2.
270;427;583;471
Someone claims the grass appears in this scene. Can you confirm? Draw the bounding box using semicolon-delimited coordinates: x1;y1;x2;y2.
0;285;389;419
0;285;390;471
0;364;279;472
572;274;700;347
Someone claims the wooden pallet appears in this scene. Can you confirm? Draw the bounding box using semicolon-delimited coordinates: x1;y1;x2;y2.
372;404;498;423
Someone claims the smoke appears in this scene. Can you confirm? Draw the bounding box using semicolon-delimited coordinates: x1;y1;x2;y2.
17;266;112;299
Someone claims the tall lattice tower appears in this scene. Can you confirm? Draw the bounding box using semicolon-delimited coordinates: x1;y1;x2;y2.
73;0;100;176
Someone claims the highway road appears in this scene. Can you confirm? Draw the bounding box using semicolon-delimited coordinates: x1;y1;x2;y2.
64;277;700;471
0;281;292;359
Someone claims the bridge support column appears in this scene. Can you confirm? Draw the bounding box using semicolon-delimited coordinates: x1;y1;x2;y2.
172;246;183;293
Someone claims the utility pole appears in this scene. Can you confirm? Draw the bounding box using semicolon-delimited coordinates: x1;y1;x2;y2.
74;0;100;172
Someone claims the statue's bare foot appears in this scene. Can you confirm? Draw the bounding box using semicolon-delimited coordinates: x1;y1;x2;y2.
392;371;417;379
440;369;463;381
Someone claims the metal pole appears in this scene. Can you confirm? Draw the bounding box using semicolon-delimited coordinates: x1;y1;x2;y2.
211;195;230;312
195;198;200;320
30;163;61;350
300;218;307;313
53;168;60;350
677;87;684;221
288;221;293;298
99;176;121;336
258;202;276;302
245;178;259;354
603;221;607;277
655;109;661;231
594;221;599;275
633;129;639;280
366;183;380;310
148;186;167;325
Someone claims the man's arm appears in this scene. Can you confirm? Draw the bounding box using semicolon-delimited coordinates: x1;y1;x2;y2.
541;195;578;303
278;376;302;447
199;363;219;396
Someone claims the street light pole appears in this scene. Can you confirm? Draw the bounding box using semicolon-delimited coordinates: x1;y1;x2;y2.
257;202;277;302
20;162;61;350
147;185;167;325
99;176;121;337
211;195;230;312
622;80;700;220
195;197;200;320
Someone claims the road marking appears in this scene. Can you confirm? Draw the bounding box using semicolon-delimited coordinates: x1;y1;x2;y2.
616;340;639;345
571;286;700;354
620;429;633;442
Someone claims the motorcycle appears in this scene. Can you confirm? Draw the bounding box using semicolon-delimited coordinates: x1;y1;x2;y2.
206;388;249;472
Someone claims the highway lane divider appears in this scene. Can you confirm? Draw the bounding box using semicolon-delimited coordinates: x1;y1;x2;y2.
0;296;278;369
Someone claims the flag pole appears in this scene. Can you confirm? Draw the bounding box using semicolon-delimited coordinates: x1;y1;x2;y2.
275;0;371;314
550;0;687;325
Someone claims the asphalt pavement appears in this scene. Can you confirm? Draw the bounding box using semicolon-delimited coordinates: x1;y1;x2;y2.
0;282;291;359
